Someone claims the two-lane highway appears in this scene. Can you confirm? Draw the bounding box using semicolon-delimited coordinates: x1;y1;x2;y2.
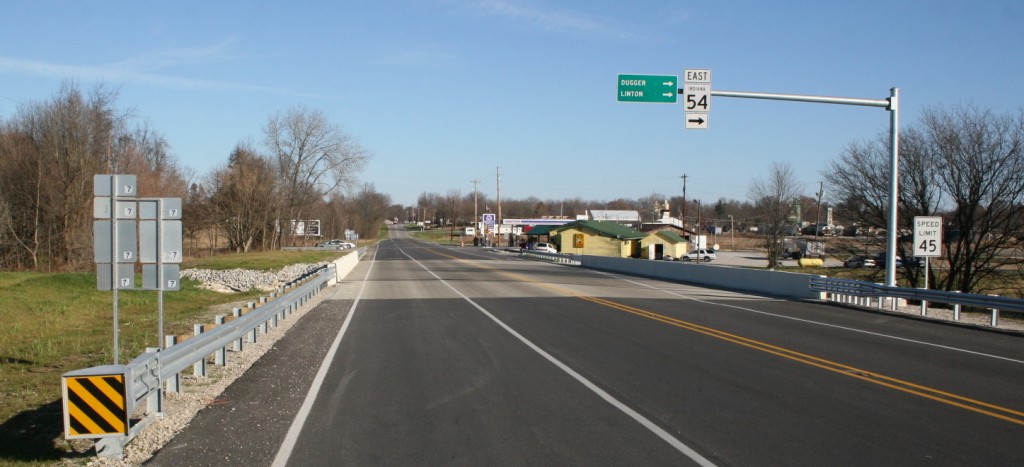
149;227;1024;466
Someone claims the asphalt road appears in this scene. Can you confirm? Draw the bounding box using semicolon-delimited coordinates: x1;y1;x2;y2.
148;227;1024;466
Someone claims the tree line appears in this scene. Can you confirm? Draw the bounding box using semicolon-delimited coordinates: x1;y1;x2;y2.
4;83;1020;295
826;105;1024;294
0;83;378;271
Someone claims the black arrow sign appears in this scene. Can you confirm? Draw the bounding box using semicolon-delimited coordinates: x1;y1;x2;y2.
688;116;705;125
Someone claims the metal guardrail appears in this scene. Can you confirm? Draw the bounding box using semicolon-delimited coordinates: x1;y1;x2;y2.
70;264;337;458
517;249;582;266
809;276;1024;327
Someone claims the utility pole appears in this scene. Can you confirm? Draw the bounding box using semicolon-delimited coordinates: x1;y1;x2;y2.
696;199;701;235
491;167;499;247
471;178;480;235
728;214;735;251
680;174;688;226
814;181;824;240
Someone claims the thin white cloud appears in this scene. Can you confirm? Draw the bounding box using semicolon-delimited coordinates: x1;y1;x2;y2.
0;37;341;99
108;36;241;72
457;0;643;40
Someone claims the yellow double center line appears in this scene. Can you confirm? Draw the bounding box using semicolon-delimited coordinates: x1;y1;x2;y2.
425;247;1024;426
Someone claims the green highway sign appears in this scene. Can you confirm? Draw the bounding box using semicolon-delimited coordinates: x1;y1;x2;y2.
617;74;677;103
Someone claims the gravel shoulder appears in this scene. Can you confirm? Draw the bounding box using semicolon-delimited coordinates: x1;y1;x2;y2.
65;262;345;466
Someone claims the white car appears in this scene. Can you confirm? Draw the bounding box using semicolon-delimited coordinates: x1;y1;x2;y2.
682;249;716;262
319;239;355;250
533;242;558;253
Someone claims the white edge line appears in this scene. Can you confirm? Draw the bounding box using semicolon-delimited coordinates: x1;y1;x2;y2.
401;247;717;467
271;242;379;467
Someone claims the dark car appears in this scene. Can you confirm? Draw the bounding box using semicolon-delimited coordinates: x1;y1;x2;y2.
875;252;902;268
844;256;876;268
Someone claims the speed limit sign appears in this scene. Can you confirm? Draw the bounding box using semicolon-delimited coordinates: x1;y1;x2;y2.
913;216;942;257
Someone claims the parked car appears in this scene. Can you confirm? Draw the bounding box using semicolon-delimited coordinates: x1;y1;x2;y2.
682;249;716;262
318;239;355;249
843;256;876;268
533;242;558;253
874;252;902;268
872;253;929;268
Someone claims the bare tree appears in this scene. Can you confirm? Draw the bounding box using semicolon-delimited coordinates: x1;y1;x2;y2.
0;127;44;269
416;192;445;226
824;126;943;286
263;106;369;247
750;162;804;269
445;189;462;241
924;106;1024;293
0;83;125;269
350;183;390;240
208;144;278;253
826;105;1024;292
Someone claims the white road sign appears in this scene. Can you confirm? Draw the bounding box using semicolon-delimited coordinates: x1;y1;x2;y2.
685;113;709;129
913;216;943;257
684;69;711;83
683;83;711;113
683;69;711;131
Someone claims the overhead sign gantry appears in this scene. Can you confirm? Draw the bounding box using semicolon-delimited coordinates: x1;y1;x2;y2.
616;68;902;291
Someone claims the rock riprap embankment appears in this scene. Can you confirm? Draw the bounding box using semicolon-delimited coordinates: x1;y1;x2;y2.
181;262;329;292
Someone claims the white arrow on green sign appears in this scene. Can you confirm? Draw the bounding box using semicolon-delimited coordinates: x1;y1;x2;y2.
617;74;677;103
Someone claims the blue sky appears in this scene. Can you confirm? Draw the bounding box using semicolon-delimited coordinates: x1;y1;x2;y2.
2;1;1022;207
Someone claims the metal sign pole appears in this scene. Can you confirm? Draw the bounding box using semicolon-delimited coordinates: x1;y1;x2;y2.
157;198;165;349
886;88;900;291
110;175;120;365
709;87;900;288
925;257;930;290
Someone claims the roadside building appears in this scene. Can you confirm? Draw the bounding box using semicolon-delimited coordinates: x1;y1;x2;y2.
552;220;646;258
640;230;690;260
522;224;557;248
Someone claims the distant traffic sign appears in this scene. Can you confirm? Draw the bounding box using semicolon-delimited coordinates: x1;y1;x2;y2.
617;74;677;103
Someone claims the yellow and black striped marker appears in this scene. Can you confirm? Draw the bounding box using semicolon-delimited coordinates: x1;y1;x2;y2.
62;372;128;438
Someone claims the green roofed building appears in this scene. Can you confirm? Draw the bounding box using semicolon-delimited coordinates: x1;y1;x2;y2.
640;230;691;260
551;220;647;258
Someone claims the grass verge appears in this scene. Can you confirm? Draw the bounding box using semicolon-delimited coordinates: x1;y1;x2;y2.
0;249;347;465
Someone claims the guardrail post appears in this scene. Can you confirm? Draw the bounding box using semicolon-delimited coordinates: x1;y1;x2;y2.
193;324;207;377
920;294;928;317
165;335;180;394
232;308;244;351
215;315;227;366
989;294;1000;326
953;291;961;321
